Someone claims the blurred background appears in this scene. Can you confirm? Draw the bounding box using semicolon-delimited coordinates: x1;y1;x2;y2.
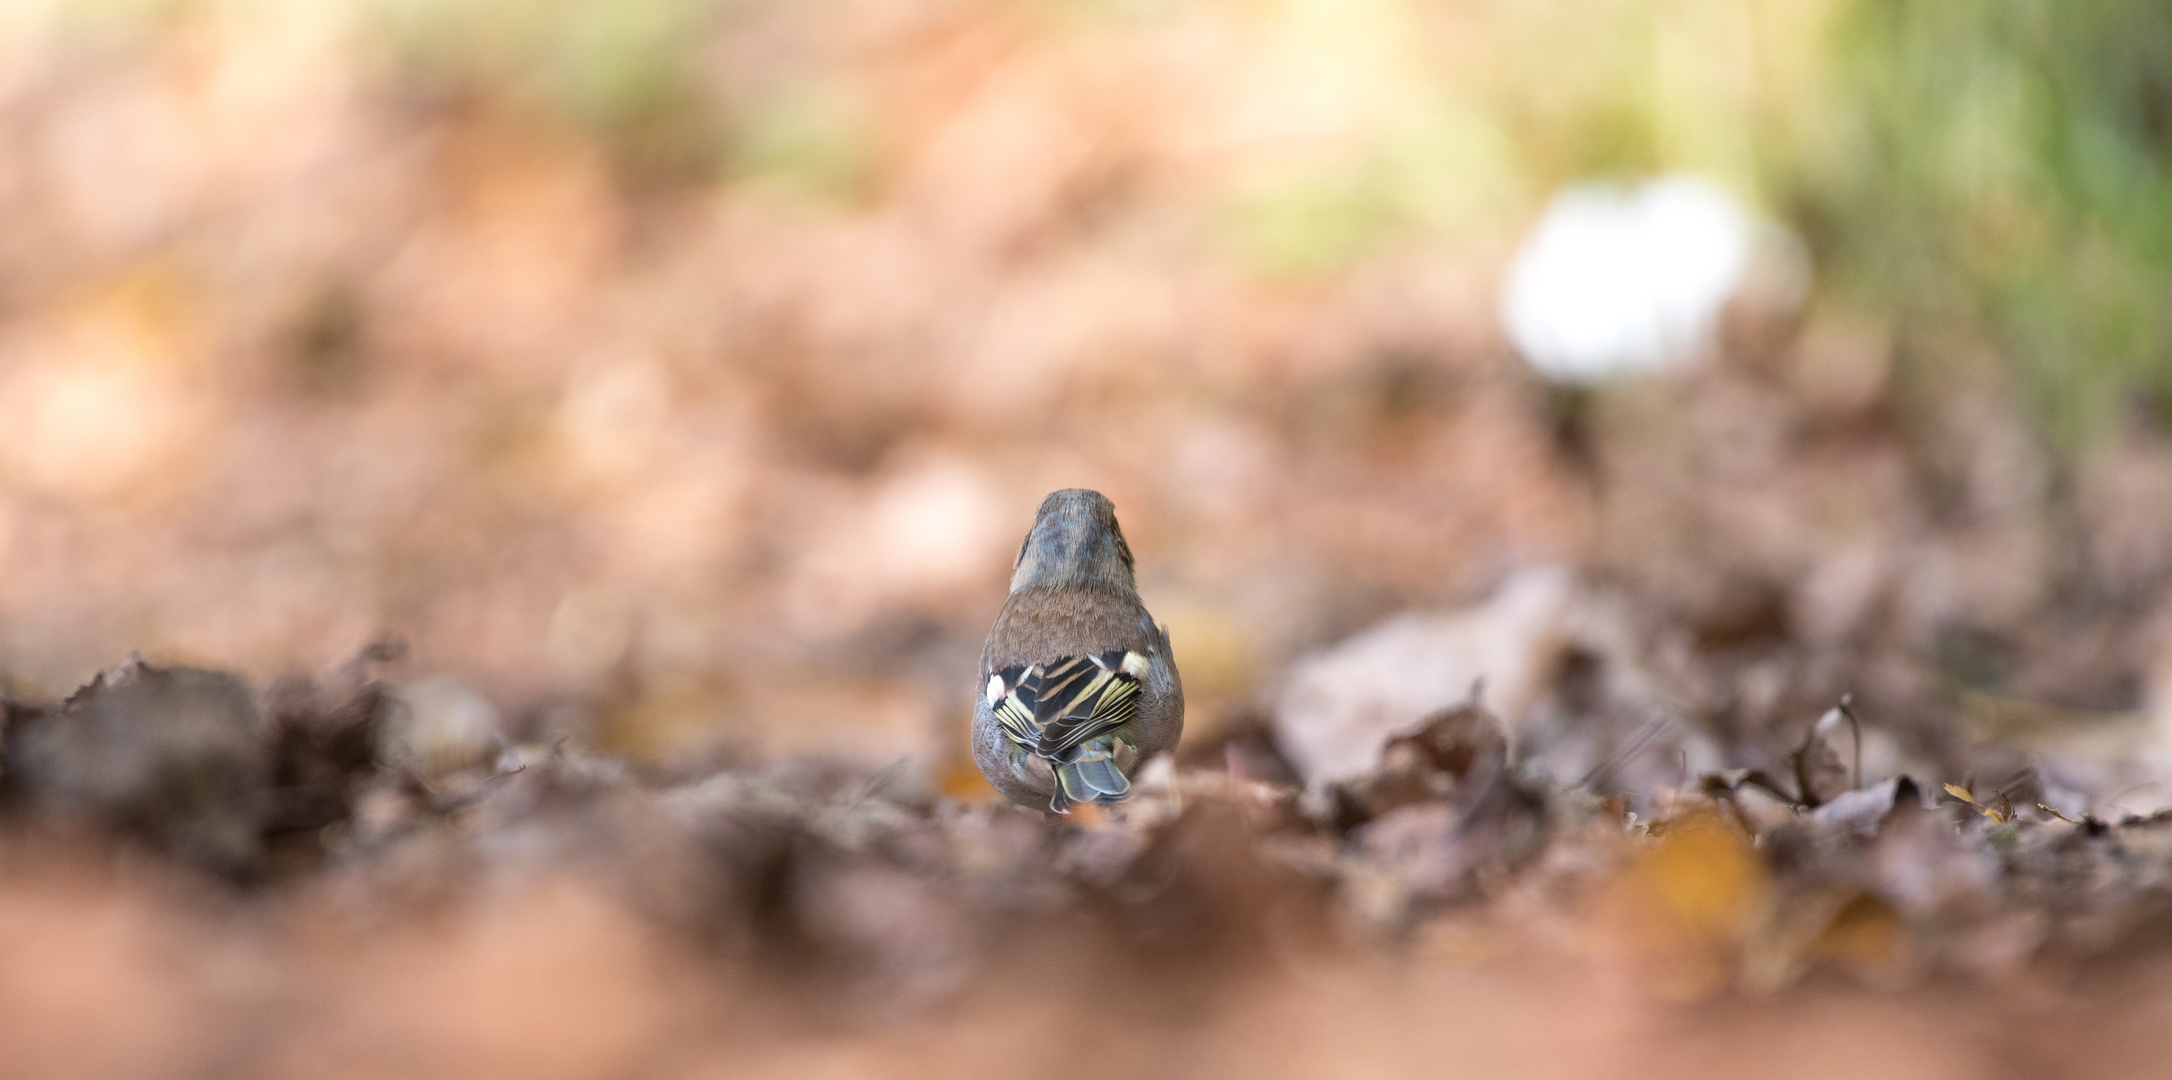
1;0;2170;799
8;4;2172;1077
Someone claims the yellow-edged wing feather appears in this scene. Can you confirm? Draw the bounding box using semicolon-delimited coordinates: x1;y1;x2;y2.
992;651;1145;760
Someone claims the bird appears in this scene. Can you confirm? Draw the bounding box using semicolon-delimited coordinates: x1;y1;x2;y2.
973;488;1183;813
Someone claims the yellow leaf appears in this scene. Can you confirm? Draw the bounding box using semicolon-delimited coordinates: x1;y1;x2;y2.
937;758;999;804
1815;892;1902;971
1599;810;1769;997
1638;811;1765;938
1942;782;2003;823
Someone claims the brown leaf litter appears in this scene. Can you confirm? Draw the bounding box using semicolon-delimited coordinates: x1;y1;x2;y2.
4;653;2172;1078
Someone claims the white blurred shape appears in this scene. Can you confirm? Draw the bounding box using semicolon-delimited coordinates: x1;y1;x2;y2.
1500;174;1758;382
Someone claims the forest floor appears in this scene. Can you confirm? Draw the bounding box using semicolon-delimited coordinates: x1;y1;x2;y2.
7;638;2172;1080
7;6;2172;1077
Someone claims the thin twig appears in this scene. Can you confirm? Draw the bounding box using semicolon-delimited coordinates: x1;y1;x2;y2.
1579;712;1675;789
1836;693;1863;790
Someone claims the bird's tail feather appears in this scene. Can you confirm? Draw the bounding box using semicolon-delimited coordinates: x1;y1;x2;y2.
1050;753;1131;813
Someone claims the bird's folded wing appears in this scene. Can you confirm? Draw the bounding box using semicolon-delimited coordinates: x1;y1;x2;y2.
990;651;1148;759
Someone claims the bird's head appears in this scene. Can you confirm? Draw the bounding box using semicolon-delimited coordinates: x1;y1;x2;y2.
1010;488;1136;593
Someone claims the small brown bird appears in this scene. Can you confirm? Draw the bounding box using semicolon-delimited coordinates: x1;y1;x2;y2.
973;489;1183;812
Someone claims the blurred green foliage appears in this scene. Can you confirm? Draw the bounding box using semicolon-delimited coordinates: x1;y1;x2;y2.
1802;0;2172;450
369;0;723;176
723;79;875;202
1211;0;2172;449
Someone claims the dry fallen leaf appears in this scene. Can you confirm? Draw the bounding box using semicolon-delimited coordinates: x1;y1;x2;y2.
1943;783;2006;824
1792;704;1857;807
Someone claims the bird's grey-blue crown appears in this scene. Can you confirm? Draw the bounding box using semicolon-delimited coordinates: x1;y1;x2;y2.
1009;488;1135;593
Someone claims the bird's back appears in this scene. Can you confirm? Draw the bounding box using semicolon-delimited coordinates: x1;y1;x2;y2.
981;585;1161;674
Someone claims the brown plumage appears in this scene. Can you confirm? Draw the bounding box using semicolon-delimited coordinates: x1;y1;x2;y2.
972;489;1183;812
983;586;1161;670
